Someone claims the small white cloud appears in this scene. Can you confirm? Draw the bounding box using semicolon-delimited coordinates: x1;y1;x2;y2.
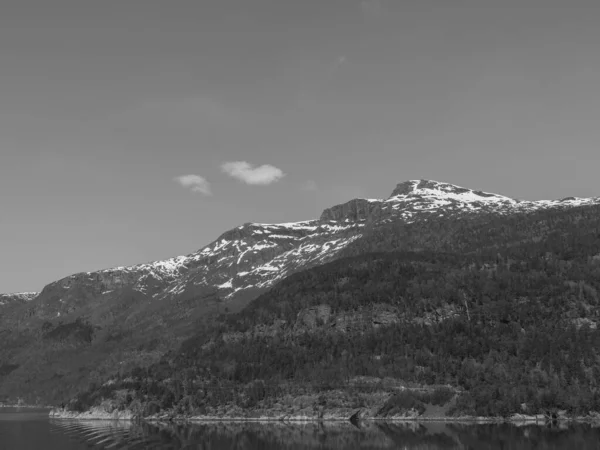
174;174;212;195
301;180;319;191
221;161;285;186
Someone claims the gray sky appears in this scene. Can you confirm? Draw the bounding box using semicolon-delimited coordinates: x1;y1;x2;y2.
2;0;600;292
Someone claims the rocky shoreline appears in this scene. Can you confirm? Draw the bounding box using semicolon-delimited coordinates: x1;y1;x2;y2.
0;404;51;409
48;407;600;424
49;407;135;421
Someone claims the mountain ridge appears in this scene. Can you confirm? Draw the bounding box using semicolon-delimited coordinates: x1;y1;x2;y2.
6;179;600;324
19;179;600;313
12;178;598;301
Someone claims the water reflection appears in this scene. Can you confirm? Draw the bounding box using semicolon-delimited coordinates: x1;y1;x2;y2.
49;419;600;449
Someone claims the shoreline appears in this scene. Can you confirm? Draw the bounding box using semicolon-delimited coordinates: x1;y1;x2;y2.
0;404;51;409
48;408;600;424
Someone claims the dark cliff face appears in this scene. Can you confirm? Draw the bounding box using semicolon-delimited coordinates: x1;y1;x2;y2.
389;180;423;197
319;199;381;222
389;179;498;198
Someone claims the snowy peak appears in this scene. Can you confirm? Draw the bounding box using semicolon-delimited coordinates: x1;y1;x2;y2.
319;179;600;224
390;179;450;197
320;179;516;223
387;179;516;203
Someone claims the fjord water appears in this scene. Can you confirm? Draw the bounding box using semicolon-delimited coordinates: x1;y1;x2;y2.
0;408;83;450
3;410;600;450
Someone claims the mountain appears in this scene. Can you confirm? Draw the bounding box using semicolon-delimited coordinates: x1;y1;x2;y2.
28;180;600;318
64;201;600;420
1;179;600;405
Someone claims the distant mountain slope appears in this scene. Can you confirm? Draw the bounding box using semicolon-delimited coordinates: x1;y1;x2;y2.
0;292;37;307
1;179;600;404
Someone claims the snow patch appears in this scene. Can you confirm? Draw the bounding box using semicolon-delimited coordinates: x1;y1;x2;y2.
216;279;233;289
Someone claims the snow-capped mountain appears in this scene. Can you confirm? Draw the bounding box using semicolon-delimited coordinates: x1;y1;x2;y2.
24;179;600;321
3;178;600;405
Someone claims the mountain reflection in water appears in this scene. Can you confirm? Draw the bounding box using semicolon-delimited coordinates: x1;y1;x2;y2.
48;419;600;449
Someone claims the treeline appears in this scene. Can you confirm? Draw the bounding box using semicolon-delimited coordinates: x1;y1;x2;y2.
66;204;600;417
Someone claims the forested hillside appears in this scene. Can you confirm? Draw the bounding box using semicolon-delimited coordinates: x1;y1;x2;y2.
65;204;600;418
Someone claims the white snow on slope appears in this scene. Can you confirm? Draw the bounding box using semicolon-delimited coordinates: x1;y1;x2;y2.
90;180;600;300
388;188;513;205
25;179;600;310
216;279;233;289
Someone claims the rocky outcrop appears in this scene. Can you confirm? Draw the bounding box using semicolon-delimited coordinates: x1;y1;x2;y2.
0;292;37;306
571;317;598;330
217;300;469;346
294;304;333;330
319;199;382;222
294;303;402;334
49;406;135;420
390;180;474;197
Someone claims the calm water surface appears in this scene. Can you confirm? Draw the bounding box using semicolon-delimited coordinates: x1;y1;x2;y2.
2;408;600;449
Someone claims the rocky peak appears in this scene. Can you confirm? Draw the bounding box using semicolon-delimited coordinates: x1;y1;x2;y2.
319;198;381;222
388;179;512;201
318;180;515;224
389;180;432;197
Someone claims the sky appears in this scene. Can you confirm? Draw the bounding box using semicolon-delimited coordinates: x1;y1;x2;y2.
2;0;600;293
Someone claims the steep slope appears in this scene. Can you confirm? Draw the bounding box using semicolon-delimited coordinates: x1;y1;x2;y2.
1;179;600;404
29;222;364;324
